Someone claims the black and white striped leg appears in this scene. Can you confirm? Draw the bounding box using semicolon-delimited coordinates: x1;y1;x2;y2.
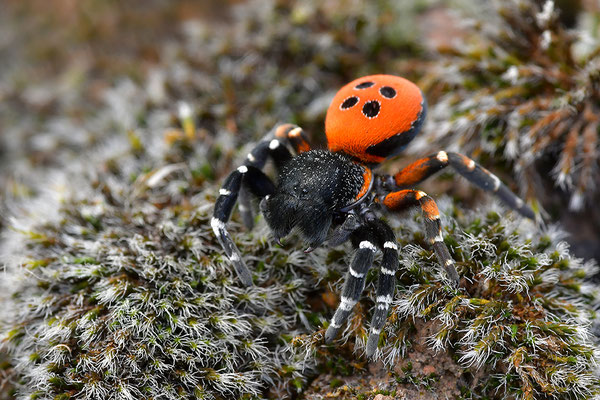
446;152;534;219
244;136;293;171
238;136;293;229
213;124;312;283
325;225;378;343
213;165;276;286
366;220;398;358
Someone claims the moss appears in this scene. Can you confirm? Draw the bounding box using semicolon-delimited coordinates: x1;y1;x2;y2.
2;1;600;399
424;0;600;213
12;137;598;398
294;204;600;399
4;165;599;395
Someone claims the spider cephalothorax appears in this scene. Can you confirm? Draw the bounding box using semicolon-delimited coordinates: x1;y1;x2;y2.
261;150;369;250
212;74;534;357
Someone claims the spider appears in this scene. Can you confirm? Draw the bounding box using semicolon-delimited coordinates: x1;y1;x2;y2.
212;74;534;357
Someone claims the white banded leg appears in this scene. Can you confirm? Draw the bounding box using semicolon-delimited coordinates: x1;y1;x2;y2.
238;136;292;229
446;152;534;219
213;168;251;285
418;193;459;285
366;221;399;358
213;165;275;286
324;235;377;343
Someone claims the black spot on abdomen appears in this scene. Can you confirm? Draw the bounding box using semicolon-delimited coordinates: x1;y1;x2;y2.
355;81;374;89
362;100;380;119
379;86;396;99
340;96;359;110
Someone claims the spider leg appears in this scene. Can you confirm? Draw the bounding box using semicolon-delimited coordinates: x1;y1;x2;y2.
237;186;255;229
273;123;312;154
366;220;398;358
214;124;313;283
325;224;377;344
238;124;312;229
380;189;460;285
392;151;534;219
244;134;293;171
325;218;400;357
238;135;293;229
212;165;275;286
244;124;312;170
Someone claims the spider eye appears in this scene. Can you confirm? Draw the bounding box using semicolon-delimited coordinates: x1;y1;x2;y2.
362;100;380;119
379;86;396;99
340;96;359;110
355;81;374;89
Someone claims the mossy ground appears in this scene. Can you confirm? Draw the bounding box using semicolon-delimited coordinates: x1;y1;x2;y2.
1;1;600;399
2;127;599;398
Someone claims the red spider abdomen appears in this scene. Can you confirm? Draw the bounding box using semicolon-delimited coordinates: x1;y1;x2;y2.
325;74;426;165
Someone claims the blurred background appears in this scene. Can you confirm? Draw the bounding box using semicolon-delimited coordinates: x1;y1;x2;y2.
2;0;599;262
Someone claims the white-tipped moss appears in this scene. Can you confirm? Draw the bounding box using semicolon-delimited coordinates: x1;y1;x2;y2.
2;1;600;399
291;198;600;398
0;135;323;399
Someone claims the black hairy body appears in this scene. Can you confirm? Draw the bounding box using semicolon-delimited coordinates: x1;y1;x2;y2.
261;150;364;248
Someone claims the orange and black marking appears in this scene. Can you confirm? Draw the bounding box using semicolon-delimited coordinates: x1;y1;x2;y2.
340;164;374;212
455;153;476;171
414;191;441;223
354;166;373;203
380;189;458;283
391;151;534;218
275;123;311;153
380;190;439;220
394;151;449;188
325;74;427;165
213;74;539;359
